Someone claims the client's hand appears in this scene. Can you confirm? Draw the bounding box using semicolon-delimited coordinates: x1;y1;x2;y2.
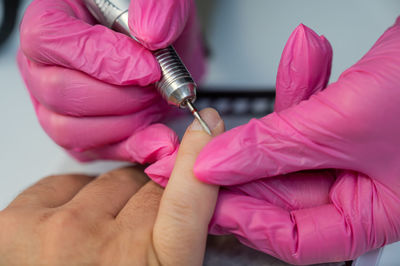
0;108;224;266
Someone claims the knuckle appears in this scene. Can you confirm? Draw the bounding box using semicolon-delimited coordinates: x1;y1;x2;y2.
46;206;108;239
34;175;60;190
44;116;67;142
99;167;148;187
177;149;199;160
20;22;39;59
38;69;62;100
97;171;122;183
162;195;196;223
37;210;55;225
20;5;51;59
48;207;83;229
16;174;90;205
12;176;60;204
0;211;16;248
141;183;163;205
0;210;12;227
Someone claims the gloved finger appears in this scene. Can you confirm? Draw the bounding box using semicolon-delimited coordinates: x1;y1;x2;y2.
193;100;352;186
210;171;400;265
129;0;192;50
194;18;400;185
145;24;332;188
275;24;332;112
17;51;162;117
228;169;335;211
144;148;178;187
146;155;335;210
194;87;369;186
172;1;206;83
20;0;160;86
191;24;333;186
153;108;224;266
8;174;93;209
68;124;179;165
34;99;165;151
242;24;333;211
130;0;206;82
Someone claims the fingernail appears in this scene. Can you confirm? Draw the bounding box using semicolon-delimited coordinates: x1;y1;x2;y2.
190;108;222;132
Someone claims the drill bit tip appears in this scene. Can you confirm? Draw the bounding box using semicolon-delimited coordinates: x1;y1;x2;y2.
185;101;212;135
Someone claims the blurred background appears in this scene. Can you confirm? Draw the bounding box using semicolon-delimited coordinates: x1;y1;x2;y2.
1;0;400;265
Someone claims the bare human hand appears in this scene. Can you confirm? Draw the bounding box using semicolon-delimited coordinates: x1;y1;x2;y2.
0;108;224;266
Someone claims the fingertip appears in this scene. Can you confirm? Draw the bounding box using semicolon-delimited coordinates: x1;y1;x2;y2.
192;140;234;186
129;0;191;50
126;123;179;164
193;146;232;186
275;23;332;112
192;164;218;185
188;108;224;136
144;149;178;187
395;16;400;26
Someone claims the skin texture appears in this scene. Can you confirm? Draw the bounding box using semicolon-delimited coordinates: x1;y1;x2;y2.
0;108;224;266
18;0;205;161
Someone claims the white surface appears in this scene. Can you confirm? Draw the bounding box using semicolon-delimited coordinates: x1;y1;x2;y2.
0;1;126;209
379;241;400;266
203;0;400;88
1;1;400;265
353;248;382;266
0;41;125;210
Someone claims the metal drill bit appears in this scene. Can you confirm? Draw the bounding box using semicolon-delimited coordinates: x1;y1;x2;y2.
185;100;212;135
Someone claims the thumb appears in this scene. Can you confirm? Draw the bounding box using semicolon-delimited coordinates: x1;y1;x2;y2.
129;0;192;50
152;108;225;266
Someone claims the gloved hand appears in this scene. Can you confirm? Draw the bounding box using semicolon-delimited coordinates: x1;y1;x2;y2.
190;18;400;265
145;23;334;198
144;22;341;264
18;0;205;164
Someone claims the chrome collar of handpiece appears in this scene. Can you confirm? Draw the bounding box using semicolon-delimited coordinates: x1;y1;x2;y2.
83;0;128;28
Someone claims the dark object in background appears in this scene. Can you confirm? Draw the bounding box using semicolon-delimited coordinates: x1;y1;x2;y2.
204;235;347;266
0;0;21;49
197;88;276;117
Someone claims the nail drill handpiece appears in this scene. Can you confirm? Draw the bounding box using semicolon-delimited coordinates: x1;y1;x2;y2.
83;0;212;135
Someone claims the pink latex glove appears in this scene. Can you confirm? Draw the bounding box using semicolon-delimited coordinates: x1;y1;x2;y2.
146;24;334;198
18;0;205;164
189;18;400;265
145;23;341;264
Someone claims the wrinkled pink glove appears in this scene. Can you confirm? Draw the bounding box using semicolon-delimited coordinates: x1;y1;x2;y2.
190;18;400;265
18;0;205;164
145;23;339;264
